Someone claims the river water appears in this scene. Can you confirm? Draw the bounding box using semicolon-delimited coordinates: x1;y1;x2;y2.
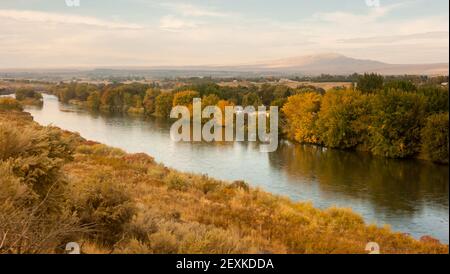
23;94;449;243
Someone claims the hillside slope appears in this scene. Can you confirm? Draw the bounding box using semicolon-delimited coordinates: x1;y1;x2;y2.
0;105;448;254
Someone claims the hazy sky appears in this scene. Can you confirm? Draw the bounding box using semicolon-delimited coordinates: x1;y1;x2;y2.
0;0;448;68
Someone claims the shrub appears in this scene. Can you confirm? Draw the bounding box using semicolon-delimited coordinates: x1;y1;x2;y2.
165;172;190;191
0;120;81;254
0;98;23;111
421;113;449;163
229;180;250;192
76;144;125;157
0;123;74;211
70;174;136;246
15;88;42;101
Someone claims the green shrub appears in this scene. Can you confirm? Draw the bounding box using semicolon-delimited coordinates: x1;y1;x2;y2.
15;88;42;101
165;172;190;191
0;123;74;210
421;113;449;163
0;120;81;254
71;174;136;246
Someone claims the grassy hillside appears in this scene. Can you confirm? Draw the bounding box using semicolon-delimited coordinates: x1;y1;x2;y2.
0;101;448;254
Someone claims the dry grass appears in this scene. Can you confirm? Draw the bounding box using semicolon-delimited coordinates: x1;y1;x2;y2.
0;106;448;254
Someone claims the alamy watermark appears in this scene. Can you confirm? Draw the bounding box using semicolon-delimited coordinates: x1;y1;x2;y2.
365;0;380;8
365;242;380;254
169;98;279;152
65;242;80;254
65;0;80;7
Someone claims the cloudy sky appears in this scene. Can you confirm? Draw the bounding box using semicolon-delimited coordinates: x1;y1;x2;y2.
0;0;448;68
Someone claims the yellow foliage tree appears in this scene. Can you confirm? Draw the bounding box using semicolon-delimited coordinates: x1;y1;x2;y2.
173;90;199;116
282;92;322;144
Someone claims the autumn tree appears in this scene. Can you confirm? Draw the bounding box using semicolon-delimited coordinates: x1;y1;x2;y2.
282;92;322;144
317;89;370;149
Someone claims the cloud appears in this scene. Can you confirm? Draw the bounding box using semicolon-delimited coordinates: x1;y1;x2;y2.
161;3;230;18
0;9;143;29
312;2;407;24
0;1;448;67
159;15;198;31
338;31;449;44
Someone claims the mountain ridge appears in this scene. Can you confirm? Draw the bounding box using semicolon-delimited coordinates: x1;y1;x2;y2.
1;54;448;76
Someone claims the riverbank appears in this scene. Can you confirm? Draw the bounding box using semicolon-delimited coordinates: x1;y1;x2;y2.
0;102;448;254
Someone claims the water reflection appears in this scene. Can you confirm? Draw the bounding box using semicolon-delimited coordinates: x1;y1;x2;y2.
270;144;449;215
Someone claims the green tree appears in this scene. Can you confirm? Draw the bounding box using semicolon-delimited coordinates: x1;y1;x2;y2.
417;85;449;114
154;93;174;118
143;89;161;115
384;80;417;92
317;90;370;149
87;91;101;110
369;90;426;158
242;93;262;108
421;113;449;164
357;73;384;93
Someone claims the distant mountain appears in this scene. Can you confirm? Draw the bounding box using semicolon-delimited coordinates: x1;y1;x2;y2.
1;54;447;77
228;53;448;75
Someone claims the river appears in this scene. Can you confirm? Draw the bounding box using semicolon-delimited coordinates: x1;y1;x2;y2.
23;94;450;243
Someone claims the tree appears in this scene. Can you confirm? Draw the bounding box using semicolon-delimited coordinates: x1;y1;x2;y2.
87;91;101;110
317;89;370;149
273;85;292;99
15;88;42;101
173;90;199;116
384;80;417;92
368;90;426;158
202;94;220;108
143;89;161;115
417;85;449;114
173;90;199;107
216;99;235;126
282;92;322;144
421;113;449;164
357;73;384;93
242;93;262;108
154;93;174;118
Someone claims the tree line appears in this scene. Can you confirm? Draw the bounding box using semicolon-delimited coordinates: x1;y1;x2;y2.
282;75;448;163
49;74;449;162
